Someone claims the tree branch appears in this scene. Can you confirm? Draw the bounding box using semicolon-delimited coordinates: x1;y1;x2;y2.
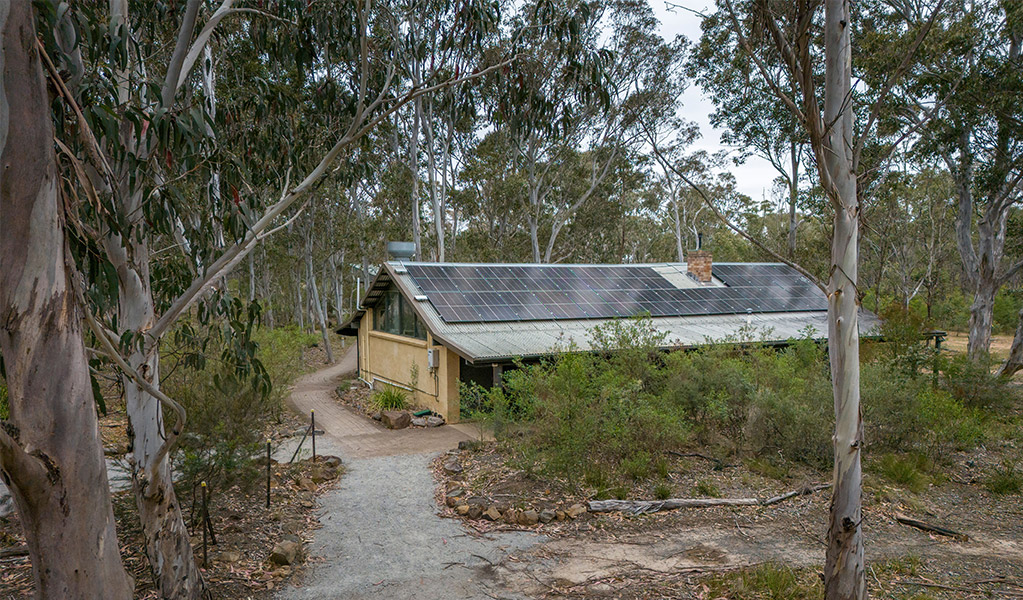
646;125;826;292
853;0;946;167
161;0;201;109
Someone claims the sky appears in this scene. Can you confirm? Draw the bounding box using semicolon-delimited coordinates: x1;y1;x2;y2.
648;1;782;203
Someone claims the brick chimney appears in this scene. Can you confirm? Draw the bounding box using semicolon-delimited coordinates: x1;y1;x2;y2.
687;250;713;283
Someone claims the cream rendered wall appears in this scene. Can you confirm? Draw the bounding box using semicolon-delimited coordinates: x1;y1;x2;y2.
358;307;461;422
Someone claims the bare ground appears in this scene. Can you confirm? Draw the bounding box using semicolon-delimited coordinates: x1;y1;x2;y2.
434;441;1023;598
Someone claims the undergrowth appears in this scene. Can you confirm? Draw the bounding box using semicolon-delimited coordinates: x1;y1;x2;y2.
469;313;1014;491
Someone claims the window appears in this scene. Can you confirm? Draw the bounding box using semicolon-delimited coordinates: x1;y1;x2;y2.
374;289;427;340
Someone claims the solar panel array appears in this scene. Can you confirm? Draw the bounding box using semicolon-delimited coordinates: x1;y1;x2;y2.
404;263;826;324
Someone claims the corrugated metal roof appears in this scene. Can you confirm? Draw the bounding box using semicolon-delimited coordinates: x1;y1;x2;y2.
376;262;882;363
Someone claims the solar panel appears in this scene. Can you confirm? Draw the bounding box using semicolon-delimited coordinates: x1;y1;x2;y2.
403;263;827;323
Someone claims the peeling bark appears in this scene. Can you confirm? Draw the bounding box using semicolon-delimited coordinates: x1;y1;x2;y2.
0;3;133;596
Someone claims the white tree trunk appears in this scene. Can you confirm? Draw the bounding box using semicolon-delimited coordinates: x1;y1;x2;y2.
0;6;134;595
424;99;445;261
822;1;865;598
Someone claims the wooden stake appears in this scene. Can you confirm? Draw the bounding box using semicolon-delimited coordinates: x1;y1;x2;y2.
266;438;272;509
201;481;208;568
311;409;316;462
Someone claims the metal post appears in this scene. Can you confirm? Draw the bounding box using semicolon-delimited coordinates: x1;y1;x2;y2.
311;409;316;462
266;439;272;509
201;481;208;568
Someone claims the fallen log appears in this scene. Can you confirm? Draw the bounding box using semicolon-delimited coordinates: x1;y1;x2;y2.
894;513;969;541
588;483;831;515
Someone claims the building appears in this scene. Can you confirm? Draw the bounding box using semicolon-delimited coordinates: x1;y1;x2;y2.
337;252;881;423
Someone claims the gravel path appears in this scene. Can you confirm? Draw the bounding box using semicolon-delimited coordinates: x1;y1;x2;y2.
277;347;542;600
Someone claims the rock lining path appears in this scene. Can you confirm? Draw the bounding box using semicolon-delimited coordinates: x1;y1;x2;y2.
277;346;541;600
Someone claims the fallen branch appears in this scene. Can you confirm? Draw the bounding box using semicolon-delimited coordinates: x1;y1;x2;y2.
762;483;832;506
0;545;29;559
894;513;969;541
588;483;831;515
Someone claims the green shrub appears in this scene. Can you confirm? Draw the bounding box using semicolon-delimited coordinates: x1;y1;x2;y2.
863;362;985;461
986;460;1022;495
373;386;408;411
695;480;721;497
994;289;1023;335
877;304;934;376
939;353;1013;410
653;483;673;500
164;321;317;514
707;563;822;600
478;316;995;491
877;453;931;493
621;452;651;480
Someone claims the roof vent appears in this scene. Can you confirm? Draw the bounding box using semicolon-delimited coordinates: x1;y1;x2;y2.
387;241;416;260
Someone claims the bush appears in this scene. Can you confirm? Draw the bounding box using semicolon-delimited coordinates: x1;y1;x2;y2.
863;362;985;461
373;386;408;411
477;316;996;490
164;322;319;513
877;453;931;493
986;460;1022;495
708;563;822;600
939;353;1012;410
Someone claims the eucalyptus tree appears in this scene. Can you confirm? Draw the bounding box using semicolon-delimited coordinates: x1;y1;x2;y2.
6;2;507;598
0;3;135;597
489;0;643;263
898;1;1023;361
709;0;947;596
688;10;810;259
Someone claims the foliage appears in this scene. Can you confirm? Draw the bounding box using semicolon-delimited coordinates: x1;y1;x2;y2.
937;353;1011;410
862;362;986;460
695;480;722;498
876;453;932;494
985;460;1022;495
472;317;1008;489
372;386;409;411
706;563;823;600
0;377;7;420
164;323;318;504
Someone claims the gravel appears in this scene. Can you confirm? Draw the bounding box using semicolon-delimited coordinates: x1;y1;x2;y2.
277;453;542;600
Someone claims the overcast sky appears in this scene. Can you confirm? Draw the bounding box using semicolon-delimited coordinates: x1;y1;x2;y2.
648;1;781;203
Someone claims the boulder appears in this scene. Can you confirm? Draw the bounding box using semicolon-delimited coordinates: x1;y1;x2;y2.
503;509;519;525
269;540;303;566
411;417;428;427
320;455;343;469
371;412;382;421
519;509;539;526
555;511;566;521
456;504;470;516
426;416;445;427
296;477;317;493
467;505;484;520
483;506;502;521
567;503;587;519
539;509;556;524
310;465;338;484
442;460;463;475
381;411;411;430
